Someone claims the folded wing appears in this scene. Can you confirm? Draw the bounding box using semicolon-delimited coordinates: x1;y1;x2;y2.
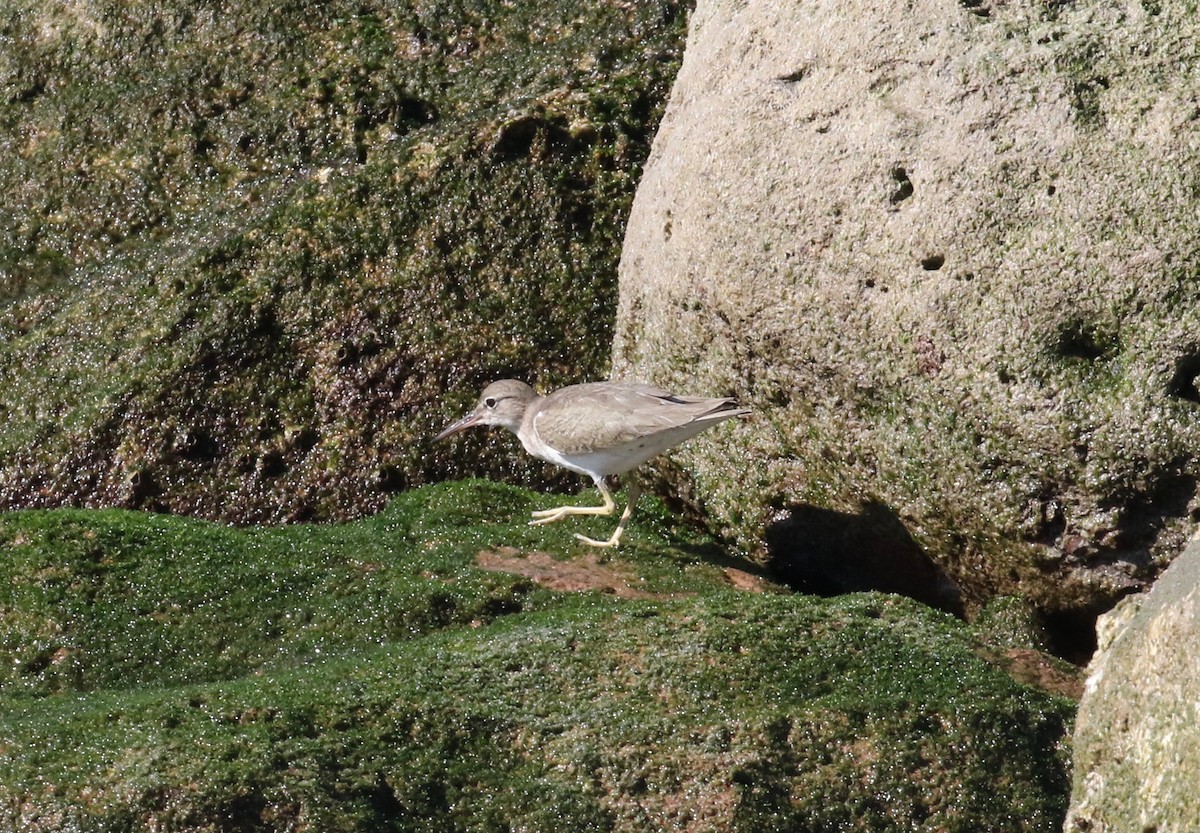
532;382;748;456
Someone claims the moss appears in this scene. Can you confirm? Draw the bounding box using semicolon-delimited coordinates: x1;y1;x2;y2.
0;0;691;523
0;485;1074;831
0;479;733;697
975;595;1051;652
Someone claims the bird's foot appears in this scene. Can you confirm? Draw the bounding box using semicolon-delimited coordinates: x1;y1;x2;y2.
574;530;622;548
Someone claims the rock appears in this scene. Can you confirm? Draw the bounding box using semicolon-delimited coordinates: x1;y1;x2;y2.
0;0;690;525
614;0;1200;620
1065;531;1200;832
0;488;1075;831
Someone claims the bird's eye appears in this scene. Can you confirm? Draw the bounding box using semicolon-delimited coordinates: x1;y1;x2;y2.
484;397;498;409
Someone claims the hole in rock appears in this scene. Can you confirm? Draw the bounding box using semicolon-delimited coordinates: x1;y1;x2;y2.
1042;606;1104;666
1056;320;1116;362
889;167;914;204
1167;352;1200;403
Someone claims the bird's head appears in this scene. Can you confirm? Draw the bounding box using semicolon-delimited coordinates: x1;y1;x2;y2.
433;379;537;440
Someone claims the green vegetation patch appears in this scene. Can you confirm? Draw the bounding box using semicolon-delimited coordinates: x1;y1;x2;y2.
0;483;1074;831
0;479;731;697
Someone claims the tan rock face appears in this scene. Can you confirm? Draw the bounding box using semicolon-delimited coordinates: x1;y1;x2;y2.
1066;532;1200;831
614;0;1200;621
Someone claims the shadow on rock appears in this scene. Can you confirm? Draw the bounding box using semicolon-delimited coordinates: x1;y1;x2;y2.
765;500;964;616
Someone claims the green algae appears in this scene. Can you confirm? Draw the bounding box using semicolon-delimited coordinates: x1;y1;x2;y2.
0;0;691;523
0;484;1074;831
0;480;704;698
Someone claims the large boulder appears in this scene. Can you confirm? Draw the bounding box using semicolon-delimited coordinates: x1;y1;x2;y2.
613;0;1200;627
1065;531;1200;832
0;0;689;524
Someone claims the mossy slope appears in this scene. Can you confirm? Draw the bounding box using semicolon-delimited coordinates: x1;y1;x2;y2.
0;0;689;523
0;483;1074;832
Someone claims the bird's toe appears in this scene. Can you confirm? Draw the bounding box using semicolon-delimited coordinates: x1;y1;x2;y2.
530;505;571;520
574;531;620;548
529;511;568;526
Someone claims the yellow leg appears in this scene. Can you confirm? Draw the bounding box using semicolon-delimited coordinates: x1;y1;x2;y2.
529;478;616;526
575;482;641;548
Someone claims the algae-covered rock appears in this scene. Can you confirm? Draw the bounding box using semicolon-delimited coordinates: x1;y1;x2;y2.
613;0;1200;625
0;487;1074;832
0;0;689;523
1065;532;1200;832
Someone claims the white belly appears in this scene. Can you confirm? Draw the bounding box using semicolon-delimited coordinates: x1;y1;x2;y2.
520;422;712;481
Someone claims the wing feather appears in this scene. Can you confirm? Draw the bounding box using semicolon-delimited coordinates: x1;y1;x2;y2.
531;382;746;456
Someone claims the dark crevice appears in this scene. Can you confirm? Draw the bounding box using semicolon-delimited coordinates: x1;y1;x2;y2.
488;114;573;161
1056;320;1117;362
1113;468;1198;554
889;167;914;204
764;500;964;616
1167;352;1200;403
1042;606;1102;666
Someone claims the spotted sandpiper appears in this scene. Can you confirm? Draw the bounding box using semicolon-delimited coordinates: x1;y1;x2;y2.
434;379;750;547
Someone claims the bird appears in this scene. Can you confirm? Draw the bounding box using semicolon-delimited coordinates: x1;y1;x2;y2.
434;379;750;547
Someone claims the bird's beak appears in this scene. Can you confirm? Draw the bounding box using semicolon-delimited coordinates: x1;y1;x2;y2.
433;411;482;441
